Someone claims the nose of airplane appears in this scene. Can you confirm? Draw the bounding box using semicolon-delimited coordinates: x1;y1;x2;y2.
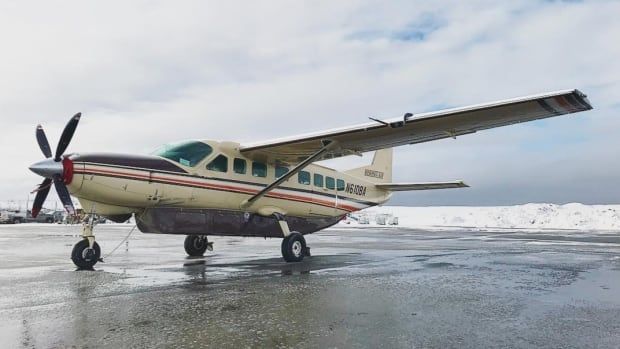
29;158;64;178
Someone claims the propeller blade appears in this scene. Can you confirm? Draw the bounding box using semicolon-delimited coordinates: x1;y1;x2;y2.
54;112;81;161
31;178;52;218
36;125;52;158
54;175;75;215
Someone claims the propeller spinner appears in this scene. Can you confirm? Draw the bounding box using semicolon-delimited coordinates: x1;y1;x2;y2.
29;113;81;217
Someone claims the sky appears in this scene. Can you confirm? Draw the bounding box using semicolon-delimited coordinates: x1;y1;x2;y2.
0;0;619;208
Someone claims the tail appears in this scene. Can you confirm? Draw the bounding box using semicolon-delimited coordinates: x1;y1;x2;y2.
346;148;469;192
344;148;392;183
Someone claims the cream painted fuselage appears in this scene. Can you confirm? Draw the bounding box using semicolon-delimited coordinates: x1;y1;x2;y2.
66;140;389;237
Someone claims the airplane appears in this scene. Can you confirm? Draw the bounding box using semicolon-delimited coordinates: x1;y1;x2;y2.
28;89;592;268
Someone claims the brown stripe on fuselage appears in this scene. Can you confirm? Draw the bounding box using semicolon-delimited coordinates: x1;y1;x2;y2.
74;167;364;212
72;153;188;174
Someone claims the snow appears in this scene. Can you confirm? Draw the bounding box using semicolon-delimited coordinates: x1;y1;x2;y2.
344;203;620;231
4;199;619;232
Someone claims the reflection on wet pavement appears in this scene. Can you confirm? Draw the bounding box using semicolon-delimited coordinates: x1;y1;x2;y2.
0;224;619;348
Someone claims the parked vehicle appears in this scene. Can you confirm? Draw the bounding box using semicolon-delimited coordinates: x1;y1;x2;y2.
0;209;62;224
0;210;27;224
357;214;370;224
387;215;399;225
376;213;388;225
25;210;62;223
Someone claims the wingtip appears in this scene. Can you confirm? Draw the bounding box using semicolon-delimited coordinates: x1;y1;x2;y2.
573;89;593;110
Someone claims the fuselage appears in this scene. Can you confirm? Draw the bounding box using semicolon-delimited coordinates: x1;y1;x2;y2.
64;140;390;224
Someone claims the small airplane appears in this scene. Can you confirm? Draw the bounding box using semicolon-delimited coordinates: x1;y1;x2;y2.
28;89;592;268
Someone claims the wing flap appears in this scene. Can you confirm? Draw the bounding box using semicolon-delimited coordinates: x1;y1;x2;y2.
240;89;592;164
376;181;469;191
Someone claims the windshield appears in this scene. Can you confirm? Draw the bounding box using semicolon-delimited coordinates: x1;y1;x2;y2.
152;141;213;167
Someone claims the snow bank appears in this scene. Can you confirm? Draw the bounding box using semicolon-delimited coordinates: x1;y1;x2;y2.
349;203;620;231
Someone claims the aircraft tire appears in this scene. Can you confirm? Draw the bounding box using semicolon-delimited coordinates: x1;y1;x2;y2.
281;232;306;262
71;240;101;269
184;235;208;256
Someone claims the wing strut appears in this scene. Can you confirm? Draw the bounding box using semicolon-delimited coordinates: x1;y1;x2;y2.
240;140;337;209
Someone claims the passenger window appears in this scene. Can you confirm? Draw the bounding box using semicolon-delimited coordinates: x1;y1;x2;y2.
275;165;289;178
326;176;335;190
233;158;247;174
314;173;324;187
206;154;228;172
298;171;311;185
337;179;345;191
252;162;267;177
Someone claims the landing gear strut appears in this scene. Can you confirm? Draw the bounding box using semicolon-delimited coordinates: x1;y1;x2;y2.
71;215;101;269
274;213;310;262
184;235;212;257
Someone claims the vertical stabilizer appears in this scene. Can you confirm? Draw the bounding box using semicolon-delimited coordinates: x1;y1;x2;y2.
344;148;392;183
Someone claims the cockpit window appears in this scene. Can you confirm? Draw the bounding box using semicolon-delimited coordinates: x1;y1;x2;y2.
152;141;213;167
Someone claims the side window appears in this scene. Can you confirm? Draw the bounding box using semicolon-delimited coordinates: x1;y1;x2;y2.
326;176;335;190
337;179;345;191
275;165;289;178
233;158;247;174
206;154;228;172
314;173;324;187
252;161;267;177
298;171;311;185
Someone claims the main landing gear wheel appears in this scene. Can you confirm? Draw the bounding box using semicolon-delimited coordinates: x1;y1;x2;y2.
71;240;101;269
184;235;209;257
281;232;307;263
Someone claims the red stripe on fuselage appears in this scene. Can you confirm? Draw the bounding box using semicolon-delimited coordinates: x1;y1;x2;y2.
74;167;362;212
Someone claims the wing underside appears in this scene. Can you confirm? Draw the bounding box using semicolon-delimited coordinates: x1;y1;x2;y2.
240;89;592;164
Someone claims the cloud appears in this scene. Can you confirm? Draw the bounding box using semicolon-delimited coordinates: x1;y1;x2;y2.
0;0;619;208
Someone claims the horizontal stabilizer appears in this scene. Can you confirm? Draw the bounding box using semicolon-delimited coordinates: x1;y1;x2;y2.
376;181;469;191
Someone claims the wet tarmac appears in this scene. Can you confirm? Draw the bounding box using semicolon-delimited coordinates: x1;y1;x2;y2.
1;224;619;348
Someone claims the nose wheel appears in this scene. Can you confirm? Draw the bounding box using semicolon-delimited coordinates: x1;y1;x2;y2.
70;214;101;269
71;240;101;269
281;232;309;262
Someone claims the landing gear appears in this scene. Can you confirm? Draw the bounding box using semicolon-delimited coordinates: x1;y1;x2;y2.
71;214;101;269
184;235;212;257
281;232;309;262
272;212;310;263
71;240;101;269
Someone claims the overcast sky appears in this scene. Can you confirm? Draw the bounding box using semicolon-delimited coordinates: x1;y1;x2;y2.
1;0;619;208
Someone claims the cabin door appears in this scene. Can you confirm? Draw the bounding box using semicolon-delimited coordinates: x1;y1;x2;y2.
312;173;338;216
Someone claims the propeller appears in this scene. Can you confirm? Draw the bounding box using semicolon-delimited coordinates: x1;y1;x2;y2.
29;113;81;217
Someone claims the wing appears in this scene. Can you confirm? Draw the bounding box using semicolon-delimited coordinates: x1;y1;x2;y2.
376;181;469;191
240;89;592;164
